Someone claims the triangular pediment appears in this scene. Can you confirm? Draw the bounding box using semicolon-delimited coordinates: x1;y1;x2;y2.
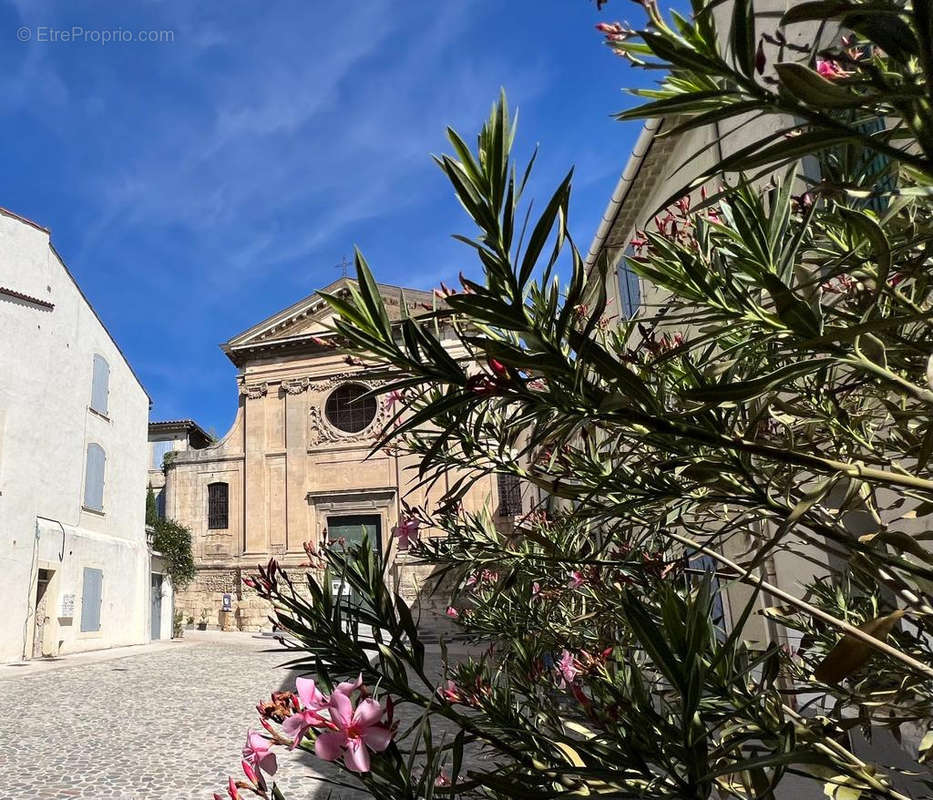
223;277;439;354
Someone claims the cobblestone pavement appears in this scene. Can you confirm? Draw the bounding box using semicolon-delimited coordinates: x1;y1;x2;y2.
0;634;470;800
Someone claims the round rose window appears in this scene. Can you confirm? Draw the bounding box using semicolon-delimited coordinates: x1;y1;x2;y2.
325;383;377;433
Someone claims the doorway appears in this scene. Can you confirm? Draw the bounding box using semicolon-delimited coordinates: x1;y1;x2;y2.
326;514;381;616
150;573;163;640
32;569;52;659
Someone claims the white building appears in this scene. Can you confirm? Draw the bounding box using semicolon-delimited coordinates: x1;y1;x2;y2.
0;207;153;660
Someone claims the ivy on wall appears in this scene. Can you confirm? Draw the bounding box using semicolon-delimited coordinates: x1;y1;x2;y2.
151;518;196;589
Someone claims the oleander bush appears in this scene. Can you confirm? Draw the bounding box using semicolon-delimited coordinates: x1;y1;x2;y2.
216;2;933;798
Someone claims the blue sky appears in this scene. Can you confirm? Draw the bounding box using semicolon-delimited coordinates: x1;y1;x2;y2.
3;0;660;437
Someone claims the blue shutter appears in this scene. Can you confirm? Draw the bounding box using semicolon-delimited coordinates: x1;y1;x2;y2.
152;440;173;469
90;354;110;415
80;567;103;632
618;246;641;319
83;443;106;511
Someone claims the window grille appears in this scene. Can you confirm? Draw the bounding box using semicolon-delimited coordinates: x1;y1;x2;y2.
207;482;229;529
497;474;522;517
325;383;377;433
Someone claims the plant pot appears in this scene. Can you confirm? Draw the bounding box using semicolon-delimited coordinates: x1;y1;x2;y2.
197;622;207;630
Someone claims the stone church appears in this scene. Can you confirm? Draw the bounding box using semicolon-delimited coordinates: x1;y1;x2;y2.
162;277;519;631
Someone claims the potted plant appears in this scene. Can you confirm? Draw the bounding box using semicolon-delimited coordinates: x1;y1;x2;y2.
172;610;184;639
185;615;194;630
197;608;209;630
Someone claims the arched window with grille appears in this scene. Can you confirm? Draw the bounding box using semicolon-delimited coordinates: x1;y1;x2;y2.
207;482;229;529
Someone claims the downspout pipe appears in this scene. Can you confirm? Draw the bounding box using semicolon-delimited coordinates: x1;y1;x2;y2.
584;117;663;273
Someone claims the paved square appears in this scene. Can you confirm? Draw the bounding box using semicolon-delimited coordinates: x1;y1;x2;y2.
0;633;436;799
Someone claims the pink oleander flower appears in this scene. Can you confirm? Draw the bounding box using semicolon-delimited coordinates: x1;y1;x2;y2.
227;776;240;800
243;731;278;776
532;581;541;597
446;606;460;619
395;517;420;550
488;358;509;379
282;677;328;748
240;759;264;790
436;770;451;787
315;691;392;773
569;570;585;589
557;649;580;687
438;679;462;704
595;21;631;42
755;39;766;74
334;673;364;696
816;58;850;80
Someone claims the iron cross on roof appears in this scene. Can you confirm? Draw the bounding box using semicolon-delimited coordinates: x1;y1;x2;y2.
335;256;351;278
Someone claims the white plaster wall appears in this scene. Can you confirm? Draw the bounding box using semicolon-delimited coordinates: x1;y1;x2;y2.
0;210;150;660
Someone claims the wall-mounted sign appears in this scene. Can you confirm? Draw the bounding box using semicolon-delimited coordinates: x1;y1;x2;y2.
221;593;233;611
60;594;75;617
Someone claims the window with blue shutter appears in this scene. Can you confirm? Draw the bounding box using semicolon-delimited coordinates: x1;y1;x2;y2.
83;443;106;511
80;567;103;632
90;354;110;415
151;439;174;469
618;245;641;319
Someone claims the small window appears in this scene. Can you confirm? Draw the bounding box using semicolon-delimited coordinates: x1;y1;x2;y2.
497;474;522;517
155;489;165;519
90;354;110;415
151;439;174;469
325;383;377;433
207;482;228;529
83;443;106;511
687;554;727;635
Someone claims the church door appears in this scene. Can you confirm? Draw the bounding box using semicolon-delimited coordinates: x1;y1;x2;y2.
326;515;381;618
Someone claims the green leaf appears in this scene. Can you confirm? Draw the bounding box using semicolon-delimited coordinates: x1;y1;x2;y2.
731;0;756;77
837;207;891;286
814;610;905;683
761;273;823;337
683;358;834;403
781;0;858;24
774;62;866;109
518;170;572;292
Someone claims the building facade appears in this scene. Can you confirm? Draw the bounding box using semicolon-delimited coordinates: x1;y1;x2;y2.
0;208;152;661
148;419;211;516
583;2;920;785
165;278;507;631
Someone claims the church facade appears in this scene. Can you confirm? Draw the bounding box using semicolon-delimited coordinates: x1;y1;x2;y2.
163;277;510;631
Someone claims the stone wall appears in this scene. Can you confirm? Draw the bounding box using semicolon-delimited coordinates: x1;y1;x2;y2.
176;560;460;637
